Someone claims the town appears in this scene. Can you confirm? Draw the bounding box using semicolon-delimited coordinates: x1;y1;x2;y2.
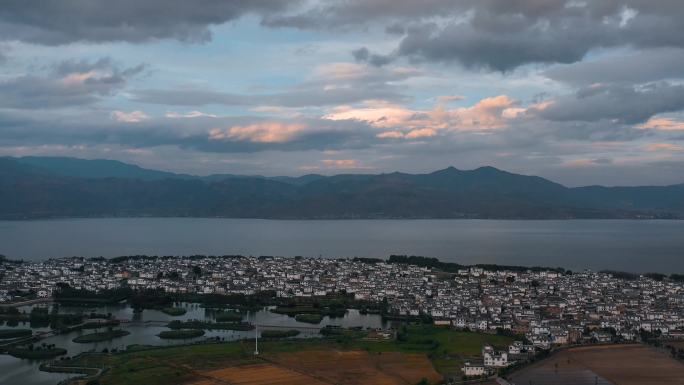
2;255;684;378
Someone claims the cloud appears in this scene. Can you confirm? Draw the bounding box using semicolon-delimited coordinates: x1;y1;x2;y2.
377;128;437;139
376;131;406;139
563;158;615;168
537;82;684;124
166;111;218;119
644;143;684;152
209;122;308;143
0;57;145;109
112;110;150;123
0;108;380;154
321;159;370;170
133;62;419;108
0;0;298;45
436;95;465;104
405;128;437;139
351;47;394;67
545;48;684;86
637;117;684;131
326;95;520;135
266;0;684;71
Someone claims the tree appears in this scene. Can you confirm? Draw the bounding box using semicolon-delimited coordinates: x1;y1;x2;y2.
192;265;202;277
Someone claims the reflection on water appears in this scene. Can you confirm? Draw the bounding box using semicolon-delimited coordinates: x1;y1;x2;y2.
0;302;388;385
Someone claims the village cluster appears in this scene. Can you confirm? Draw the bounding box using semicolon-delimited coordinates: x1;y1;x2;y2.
2;256;683;376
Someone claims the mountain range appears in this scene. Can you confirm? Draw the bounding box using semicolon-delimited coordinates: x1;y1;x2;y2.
1;156;683;219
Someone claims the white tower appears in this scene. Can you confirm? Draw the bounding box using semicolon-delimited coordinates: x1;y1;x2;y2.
254;322;259;355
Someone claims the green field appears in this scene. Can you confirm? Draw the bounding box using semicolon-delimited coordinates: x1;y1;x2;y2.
56;325;514;384
73;329;131;343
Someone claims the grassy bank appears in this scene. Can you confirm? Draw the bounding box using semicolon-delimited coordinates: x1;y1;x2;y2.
158;329;205;339
261;330;300;339
8;346;67;359
167;320;253;331
0;328;32;339
161;307;187;316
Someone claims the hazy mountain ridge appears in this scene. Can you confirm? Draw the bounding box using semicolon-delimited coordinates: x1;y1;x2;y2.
1;156;682;219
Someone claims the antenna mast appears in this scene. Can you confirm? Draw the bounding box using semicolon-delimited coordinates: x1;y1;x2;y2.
254;322;259;355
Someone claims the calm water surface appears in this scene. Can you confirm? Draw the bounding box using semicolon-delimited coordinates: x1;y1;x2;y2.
1;218;683;272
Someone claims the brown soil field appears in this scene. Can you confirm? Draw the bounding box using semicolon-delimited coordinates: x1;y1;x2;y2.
511;344;684;385
187;350;442;385
665;341;684;349
189;363;329;385
268;350;442;385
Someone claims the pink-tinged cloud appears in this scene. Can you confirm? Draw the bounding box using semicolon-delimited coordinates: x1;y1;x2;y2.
321;159;370;169
644;143;684;152
325;101;418;129
209;122;307;143
111;110;149;123
405;128;437;139
638;118;684;131
61;71;99;86
376;131;405;139
326;95;519;137
436;95;465;104
563;159;599;168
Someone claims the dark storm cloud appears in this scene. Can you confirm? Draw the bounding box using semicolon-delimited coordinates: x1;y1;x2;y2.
544;49;684;85
538;82;684;124
5;1;683;72
262;0;458;29
351;47;393;67
0;58;145;109
265;0;684;71
0;0;298;45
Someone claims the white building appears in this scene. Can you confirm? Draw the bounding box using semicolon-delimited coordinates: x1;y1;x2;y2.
483;345;509;368
462;361;486;377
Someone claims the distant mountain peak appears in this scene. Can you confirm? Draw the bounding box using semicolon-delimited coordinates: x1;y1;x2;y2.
1;156;683;220
430;166;462;175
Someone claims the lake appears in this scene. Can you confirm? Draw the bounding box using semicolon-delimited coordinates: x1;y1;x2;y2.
1;218;684;273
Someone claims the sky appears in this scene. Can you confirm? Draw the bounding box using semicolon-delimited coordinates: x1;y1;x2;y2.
1;0;684;186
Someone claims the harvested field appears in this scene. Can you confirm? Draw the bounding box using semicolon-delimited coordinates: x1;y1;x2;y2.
267;350;442;385
187;350;442;385
666;341;684;349
511;344;684;385
190;363;328;385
